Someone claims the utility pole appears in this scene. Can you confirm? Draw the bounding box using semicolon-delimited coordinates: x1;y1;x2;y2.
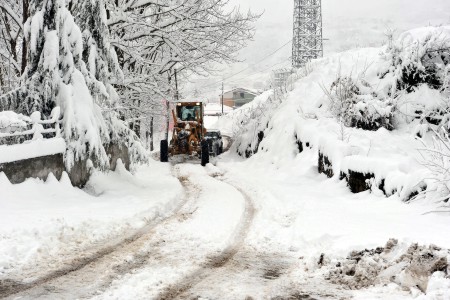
8;50;11;91
150;117;154;151
292;0;323;68
174;69;179;101
165;73;172;140
221;82;224;115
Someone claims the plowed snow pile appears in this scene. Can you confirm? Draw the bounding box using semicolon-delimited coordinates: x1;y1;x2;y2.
325;240;450;295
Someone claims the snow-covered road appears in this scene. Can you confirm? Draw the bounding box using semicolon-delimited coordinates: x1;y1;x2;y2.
1;163;255;299
2;151;450;299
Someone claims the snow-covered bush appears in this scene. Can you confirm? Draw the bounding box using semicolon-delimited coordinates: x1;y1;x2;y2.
378;26;450;128
323;75;394;131
380;26;450;93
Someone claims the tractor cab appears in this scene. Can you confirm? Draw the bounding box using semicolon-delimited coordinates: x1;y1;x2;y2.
176;103;202;122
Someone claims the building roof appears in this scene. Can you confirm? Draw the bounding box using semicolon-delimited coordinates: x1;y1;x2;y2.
224;87;261;96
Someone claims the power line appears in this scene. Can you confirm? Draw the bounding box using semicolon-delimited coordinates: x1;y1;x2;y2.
198;57;292;96
229;57;291;83
199;39;293;90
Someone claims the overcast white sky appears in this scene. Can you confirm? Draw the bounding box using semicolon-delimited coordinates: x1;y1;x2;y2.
188;0;450;101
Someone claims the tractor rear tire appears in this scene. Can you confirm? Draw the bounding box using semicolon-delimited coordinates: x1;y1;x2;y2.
160;140;169;162
201;140;209;166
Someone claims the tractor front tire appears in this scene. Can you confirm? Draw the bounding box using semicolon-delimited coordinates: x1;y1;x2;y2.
160;140;169;162
201;140;209;166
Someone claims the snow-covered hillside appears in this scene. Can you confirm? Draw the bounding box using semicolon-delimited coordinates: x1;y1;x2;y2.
215;25;450;204
197;25;450;298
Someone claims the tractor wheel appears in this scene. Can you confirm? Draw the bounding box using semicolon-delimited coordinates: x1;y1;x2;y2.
160;140;169;162
201;140;209;166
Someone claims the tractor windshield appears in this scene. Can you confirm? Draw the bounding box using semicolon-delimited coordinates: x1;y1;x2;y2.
177;105;201;121
206;131;219;138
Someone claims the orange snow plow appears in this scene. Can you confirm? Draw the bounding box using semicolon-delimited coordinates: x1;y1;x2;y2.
160;101;210;166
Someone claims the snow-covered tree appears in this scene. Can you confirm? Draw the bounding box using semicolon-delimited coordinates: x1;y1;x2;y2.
21;0;145;170
105;0;259;141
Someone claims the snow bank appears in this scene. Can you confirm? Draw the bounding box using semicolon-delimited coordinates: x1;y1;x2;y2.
214;149;450;298
0;159;182;280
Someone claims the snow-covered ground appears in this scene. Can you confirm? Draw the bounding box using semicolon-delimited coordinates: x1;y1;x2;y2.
2;25;450;300
0;159;183;283
212;151;450;299
1;153;450;299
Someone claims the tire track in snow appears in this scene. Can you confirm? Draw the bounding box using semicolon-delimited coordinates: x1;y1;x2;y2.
1;164;254;300
0;166;196;300
156;176;255;300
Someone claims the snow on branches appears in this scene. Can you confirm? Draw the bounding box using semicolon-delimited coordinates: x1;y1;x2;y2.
419;127;450;205
105;0;259;140
20;0;146;171
0;0;27;93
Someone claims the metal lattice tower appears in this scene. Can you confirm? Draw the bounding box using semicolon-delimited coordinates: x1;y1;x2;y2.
292;0;323;68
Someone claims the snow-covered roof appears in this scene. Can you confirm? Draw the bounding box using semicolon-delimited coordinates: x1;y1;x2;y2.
224;87;261;96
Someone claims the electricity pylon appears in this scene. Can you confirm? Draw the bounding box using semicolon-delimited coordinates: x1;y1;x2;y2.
292;0;323;68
